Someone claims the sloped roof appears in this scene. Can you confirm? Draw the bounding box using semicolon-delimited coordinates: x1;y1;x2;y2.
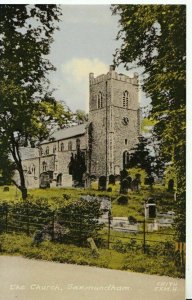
40;124;87;145
19;147;39;160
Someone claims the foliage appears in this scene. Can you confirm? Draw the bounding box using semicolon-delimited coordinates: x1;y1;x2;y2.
56;197;103;245
128;136;154;175
0;233;184;277
68;149;86;185
128;168;147;186
164;164;177;190
0;5;71;199
111;4;186;240
117;195;128;205
75;110;88;124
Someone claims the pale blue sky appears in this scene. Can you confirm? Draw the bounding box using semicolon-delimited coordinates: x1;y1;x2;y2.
48;5;148;112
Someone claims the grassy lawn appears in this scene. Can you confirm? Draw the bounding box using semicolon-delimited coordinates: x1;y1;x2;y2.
0;182;175;218
0;184;183;278
0;233;184;278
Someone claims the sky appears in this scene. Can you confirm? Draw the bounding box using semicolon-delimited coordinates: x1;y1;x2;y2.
47;5;146;113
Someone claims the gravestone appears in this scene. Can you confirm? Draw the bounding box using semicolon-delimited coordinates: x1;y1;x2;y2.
120;178;129;194
87;237;99;257
131;178;140;191
145;198;156;218
115;174;121;181
98;176;107;191
3;186;9;192
109;174;115;185
168;179;174;191
127;176;132;189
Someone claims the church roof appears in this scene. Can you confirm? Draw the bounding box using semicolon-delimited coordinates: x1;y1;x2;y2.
40;124;87;145
19;147;39;160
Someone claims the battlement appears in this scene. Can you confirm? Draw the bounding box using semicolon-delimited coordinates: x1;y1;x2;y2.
89;65;139;85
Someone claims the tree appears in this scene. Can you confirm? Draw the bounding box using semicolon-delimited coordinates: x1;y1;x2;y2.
75;110;88;124
0;5;70;199
111;5;186;240
128;136;154;176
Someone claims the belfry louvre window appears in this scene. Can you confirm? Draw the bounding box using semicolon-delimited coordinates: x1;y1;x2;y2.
123;91;129;108
97;92;103;109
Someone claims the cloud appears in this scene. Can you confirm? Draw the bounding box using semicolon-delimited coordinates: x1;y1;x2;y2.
61;6;115;26
62;58;108;82
61;58;108;112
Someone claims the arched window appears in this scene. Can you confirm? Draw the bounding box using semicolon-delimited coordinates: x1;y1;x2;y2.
42;161;47;172
39;147;43;156
30;164;36;175
60;142;64;152
123;151;129;169
97;92;103;109
68;141;72;151
53;145;57;154
123;91;129;108
45;146;49;155
76;138;80;150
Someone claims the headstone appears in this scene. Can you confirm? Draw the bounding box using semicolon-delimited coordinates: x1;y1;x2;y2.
131;178;139;191
120;179;129;194
168;179;174;191
144;202;156;219
87;237;99;257
115;174;121;181
3;186;9;192
127;176;132;189
98;176;107;191
109;174;115;185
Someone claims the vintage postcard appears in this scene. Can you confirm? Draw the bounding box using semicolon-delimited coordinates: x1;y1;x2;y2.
0;2;190;299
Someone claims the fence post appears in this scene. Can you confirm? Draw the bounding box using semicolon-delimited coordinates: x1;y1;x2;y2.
79;213;82;246
143;219;146;254
107;210;111;249
52;210;55;241
5;204;8;233
26;201;30;236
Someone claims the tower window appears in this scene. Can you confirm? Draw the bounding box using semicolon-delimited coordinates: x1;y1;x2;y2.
97;92;103;109
123;91;129;108
125;139;128;145
123;151;129;169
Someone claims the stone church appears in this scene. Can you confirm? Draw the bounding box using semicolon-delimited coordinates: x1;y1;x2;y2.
16;66;140;189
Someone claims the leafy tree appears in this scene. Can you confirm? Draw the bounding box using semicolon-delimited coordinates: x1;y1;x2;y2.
75;110;88;124
0;5;70;199
128;136;153;176
111;5;186;241
68;149;86;186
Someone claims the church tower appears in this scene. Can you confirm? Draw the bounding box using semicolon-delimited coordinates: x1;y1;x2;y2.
88;65;140;177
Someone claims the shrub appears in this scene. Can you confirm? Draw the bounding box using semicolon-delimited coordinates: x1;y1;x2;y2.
57;198;104;245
